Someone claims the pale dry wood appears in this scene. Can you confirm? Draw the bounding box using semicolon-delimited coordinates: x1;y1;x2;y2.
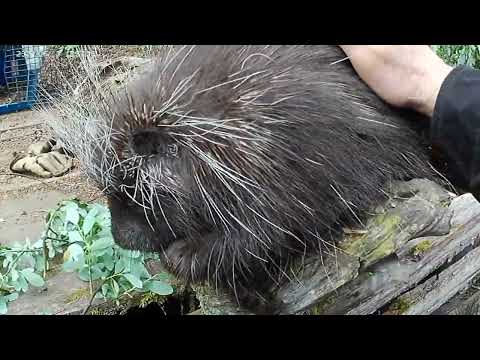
383;244;480;315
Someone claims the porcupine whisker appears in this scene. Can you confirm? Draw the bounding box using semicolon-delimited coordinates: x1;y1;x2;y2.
264;252;294;286
240;52;275;70
169;45;196;84
193;174;219;227
206;163;264;212
153;75;197;116
177;131;230;147
149;175;187;215
231;254;239;304
317;243;337;295
205;241;215;286
157;45;189;82
330;184;366;228
140;167;177;236
197;181;234;238
152;183;177;238
356;116;400;129
163;112;243;127
140;172;156;219
191;253;200;281
186;142;260;190
139;185;156;232
305;229;345;257
121;184;151;210
173;128;262;143
152;73;201;122
186;120;270;137
195;76;256;96
244;249;268;263
330;56;350;66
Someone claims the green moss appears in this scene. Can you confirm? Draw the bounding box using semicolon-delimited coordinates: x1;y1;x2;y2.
310;304;324;315
439;199;451;208
385;298;411;315
340;214;402;265
89;308;104;315
362;237;396;268
64;287;90;304
308;294;337;315
411;240;433;257
139;292;166;308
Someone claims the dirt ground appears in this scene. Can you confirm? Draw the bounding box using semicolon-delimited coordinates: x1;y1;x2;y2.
0;109;104;247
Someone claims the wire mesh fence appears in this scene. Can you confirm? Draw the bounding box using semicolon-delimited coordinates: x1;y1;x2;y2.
0;45;46;115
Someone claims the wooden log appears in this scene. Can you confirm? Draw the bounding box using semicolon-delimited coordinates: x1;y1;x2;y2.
192;179;480;315
383;244;480;315
433;282;480;315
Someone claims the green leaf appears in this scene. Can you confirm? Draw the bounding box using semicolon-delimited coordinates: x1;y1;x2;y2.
15;274;29;292
78;268;91;282
89;265;106;281
4;292;19;302
63;244;85;272
20;269;45;287
62;261;75;272
68;231;83;244
114;259;126;274
34;254;46;273
47;240;56;258
10;269;19;282
90;236;115;252
0;297;7;315
65;204;80;225
144;280;174;295
77;208;88;218
64;243;84;261
129;262;149;280
102;254;115;272
123;274;143;289
111;279;120;298
101;283;109;298
153;272;172;282
82;208;98;235
92;204;111;224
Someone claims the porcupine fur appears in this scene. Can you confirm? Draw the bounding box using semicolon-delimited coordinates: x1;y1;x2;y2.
43;45;440;313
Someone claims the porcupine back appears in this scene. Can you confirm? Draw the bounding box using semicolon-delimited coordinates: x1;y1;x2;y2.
44;45;438;310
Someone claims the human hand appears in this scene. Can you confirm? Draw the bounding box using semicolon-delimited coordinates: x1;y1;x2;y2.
339;45;453;117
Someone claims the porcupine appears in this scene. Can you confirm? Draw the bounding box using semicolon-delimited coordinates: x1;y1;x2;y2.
44;45;440;313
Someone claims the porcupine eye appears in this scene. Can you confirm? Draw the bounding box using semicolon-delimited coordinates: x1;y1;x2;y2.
129;128;170;157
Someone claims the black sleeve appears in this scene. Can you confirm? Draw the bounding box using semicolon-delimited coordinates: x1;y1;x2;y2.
431;65;480;197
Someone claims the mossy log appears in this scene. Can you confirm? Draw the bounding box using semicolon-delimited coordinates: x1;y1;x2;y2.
191;179;480;315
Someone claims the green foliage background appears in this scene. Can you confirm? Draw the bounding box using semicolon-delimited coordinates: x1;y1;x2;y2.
433;45;480;69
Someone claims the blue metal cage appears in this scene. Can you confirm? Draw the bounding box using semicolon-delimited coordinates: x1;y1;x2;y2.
0;45;45;115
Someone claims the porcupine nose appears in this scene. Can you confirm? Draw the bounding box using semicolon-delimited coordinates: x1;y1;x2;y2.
130;128;165;157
